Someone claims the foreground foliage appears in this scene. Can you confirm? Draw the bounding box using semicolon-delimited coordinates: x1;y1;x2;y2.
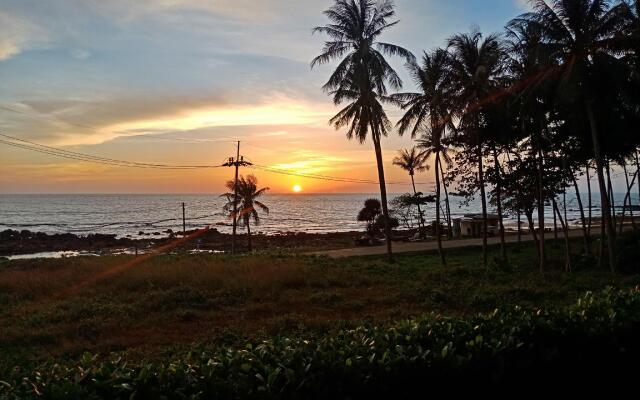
2;287;639;398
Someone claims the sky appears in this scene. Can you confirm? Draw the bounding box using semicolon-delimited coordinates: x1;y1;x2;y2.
0;0;537;194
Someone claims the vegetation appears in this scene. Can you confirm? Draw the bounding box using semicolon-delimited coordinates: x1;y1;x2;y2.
2;1;640;397
222;175;269;252
318;0;640;272
2;286;639;398
2;238;639;368
395;48;457;265
311;0;415;261
392;147;429;233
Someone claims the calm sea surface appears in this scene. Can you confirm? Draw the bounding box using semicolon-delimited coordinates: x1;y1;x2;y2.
0;193;635;237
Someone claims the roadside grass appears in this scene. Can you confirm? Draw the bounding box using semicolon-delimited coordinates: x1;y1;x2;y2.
1;238;638;369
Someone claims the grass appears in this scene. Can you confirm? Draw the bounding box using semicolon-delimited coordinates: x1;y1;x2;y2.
1;238;638;370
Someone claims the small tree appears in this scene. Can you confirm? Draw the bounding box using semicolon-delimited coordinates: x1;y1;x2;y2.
357;199;382;237
390;193;435;230
222;175;269;252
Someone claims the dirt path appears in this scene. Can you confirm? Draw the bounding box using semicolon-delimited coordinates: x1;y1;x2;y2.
308;228;599;258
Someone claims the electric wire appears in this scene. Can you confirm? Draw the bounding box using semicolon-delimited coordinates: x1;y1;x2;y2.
0;131;426;185
0;134;223;169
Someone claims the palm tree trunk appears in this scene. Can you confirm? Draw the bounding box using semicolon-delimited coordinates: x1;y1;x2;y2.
571;173;590;254
492;146;507;261
536;140;546;273
552;197;571;272
410;174;425;236
619;168;639;235
625;162;636;230
586;163;593;236
246;221;252;252
599;216;605;269
371;127;393;262
525;209;539;261
477;144;488;268
435;151;446;266
439;157;453;239
619;162;630;234
517;212;522;243
553;202;558;240
586;102;616;273
606;160;616;228
636;150;640;211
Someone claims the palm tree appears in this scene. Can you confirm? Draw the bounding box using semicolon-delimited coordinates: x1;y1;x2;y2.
511;0;630;273
312;0;414;261
447;29;506;268
505;18;558;272
395;48;454;265
222;175;269;252
392;147;429;234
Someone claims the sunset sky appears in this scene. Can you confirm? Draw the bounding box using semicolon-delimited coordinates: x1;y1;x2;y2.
1;0;533;194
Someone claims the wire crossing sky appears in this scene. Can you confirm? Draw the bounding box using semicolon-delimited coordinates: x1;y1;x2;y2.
0;1;563;193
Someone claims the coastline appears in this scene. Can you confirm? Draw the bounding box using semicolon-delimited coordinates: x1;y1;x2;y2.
0;228;360;257
4;217;633;258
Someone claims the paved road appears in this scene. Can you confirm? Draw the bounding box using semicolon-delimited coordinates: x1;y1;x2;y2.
308;228;597;258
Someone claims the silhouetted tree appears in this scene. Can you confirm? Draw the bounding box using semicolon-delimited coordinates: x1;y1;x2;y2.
510;0;631;272
312;0;414;261
447;29;506;268
222;175;269;252
393;147;429;234
358;198;382;236
396;48;455;266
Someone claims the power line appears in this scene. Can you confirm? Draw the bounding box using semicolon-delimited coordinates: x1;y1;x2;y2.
0;105;424;185
1;132;426;186
250;163;429;186
0;133;223;169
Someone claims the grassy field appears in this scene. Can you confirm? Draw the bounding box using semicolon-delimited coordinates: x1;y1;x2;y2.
1;238;638;370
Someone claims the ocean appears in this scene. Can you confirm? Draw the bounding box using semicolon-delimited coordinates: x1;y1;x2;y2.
0;193;636;238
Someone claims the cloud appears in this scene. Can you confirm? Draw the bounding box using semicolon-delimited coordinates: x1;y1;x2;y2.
82;0;310;23
0;12;48;60
7;92;333;146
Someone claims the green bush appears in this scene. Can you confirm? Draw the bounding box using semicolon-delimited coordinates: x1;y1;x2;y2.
2;287;639;398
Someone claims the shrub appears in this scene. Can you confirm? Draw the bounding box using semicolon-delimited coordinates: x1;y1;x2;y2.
1;287;639;398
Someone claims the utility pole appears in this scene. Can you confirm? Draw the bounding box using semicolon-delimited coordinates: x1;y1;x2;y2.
182;202;186;234
223;141;252;254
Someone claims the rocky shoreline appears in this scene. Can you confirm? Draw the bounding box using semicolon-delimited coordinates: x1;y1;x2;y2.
0;228;361;257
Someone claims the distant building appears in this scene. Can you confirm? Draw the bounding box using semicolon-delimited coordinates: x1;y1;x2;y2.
454;214;500;238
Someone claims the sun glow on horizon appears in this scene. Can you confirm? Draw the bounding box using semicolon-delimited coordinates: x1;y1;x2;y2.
292;184;302;193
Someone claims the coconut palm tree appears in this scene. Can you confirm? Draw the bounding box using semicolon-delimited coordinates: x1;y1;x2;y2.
510;0;630;273
312;0;414;261
222;175;269;252
447;29;506;268
395;48;454;265
505;18;558;272
393;147;429;234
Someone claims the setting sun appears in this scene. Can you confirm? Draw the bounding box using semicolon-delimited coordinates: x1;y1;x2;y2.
292;184;302;193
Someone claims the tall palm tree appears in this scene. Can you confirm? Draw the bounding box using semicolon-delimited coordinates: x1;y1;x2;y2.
505;18;558;272
312;0;414;261
393;147;429;234
447;29;506;268
222;175;269;252
511;0;629;273
395;48;454;266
